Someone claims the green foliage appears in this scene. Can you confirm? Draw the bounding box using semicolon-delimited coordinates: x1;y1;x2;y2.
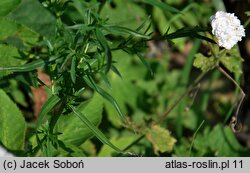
194;47;243;75
193;53;218;72
0;18;39;47
220;49;243;74
57;94;103;146
0;44;25;78
141;0;180;14
0;0;248;157
193;125;245;156
0;89;26;150
98;134;137;156
8;0;56;37
0;0;21;16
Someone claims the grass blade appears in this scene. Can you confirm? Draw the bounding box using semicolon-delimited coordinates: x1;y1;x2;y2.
69;105;123;153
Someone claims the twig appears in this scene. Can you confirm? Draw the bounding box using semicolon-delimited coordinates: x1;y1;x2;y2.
154;72;206;125
218;66;245;131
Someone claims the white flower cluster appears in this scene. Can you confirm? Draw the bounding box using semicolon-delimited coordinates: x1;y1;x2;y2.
0;146;14;157
210;11;245;49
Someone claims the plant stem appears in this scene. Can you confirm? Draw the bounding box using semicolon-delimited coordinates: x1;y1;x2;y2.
218;66;245;129
188;120;205;156
154;72;206;125
119;72;207;155
114;134;145;157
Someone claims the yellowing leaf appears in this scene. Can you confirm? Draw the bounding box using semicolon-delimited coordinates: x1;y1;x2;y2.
146;125;176;155
193;53;218;72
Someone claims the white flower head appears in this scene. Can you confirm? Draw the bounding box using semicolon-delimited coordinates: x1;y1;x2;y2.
210;11;245;49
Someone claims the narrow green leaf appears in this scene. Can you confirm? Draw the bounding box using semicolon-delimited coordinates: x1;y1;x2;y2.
165;27;216;44
111;65;122;78
100;72;112;88
83;75;129;125
0;89;26;150
181;39;201;85
195;34;217;44
142;0;180;14
136;53;153;76
102;25;150;39
70;56;76;83
95;29;112;73
36;94;61;129
146;125;176;155
45;40;54;53
69;105;123;153
0;0;21;16
98;135;137;156
57;94;102;145
118;16;152;47
0;56;60;72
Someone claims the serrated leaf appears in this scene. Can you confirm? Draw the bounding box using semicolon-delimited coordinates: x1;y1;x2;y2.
193;53;218;72
220;55;243;74
0;0;21;16
0;89;26;150
206;124;245;156
146;125;176;155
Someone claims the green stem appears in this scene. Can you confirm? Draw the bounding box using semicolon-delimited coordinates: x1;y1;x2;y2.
188;120;205;156
154;72;206;125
